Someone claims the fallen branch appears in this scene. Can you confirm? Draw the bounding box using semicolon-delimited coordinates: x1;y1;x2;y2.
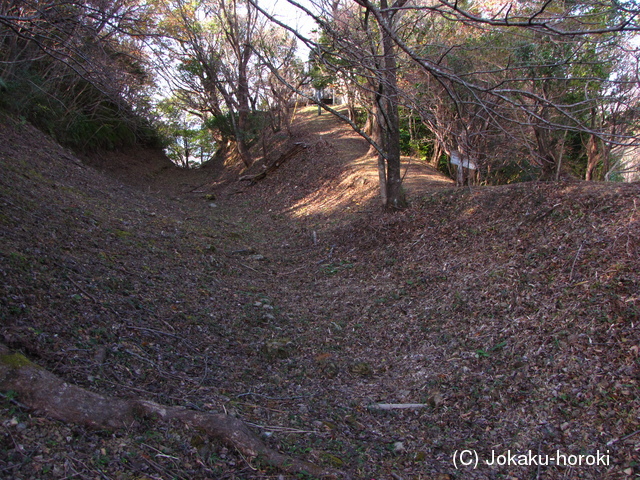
240;143;308;184
0;343;343;479
367;403;429;410
607;428;640;446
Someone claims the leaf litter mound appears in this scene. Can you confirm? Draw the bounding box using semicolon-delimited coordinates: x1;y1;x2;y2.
1;110;639;480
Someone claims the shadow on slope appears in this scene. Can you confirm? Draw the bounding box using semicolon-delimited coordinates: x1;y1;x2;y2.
1;116;324;478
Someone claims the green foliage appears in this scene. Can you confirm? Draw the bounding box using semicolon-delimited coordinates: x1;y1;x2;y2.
484;161;539;185
157;97;219;168
204;114;235;139
0;73;159;152
308;34;340;90
399;111;436;160
203;110;267;148
0;2;160;152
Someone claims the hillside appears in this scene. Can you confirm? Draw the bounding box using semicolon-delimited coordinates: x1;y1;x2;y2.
1;109;639;480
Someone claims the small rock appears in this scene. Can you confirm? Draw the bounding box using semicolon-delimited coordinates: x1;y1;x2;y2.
262;338;295;359
320;361;339;378
414;451;427;461
208;203;218;208
428;390;445;408
393;441;404;452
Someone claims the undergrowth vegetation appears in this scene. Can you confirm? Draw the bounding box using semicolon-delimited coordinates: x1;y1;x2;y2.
0;74;160;151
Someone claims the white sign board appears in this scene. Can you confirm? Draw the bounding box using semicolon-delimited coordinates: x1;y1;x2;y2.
450;151;477;170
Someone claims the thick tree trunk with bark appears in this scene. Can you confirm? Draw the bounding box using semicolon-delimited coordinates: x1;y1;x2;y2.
377;153;388;206
380;0;408;210
236;45;254;168
585;133;601;181
534;126;560;181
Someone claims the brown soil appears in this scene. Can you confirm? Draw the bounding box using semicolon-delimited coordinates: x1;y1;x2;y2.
1;108;639;480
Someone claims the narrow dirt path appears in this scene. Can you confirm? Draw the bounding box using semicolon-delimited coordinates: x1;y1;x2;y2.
133;106;462;478
282;105;454;205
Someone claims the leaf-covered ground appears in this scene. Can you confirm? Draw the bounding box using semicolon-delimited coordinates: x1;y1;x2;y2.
1;108;639;480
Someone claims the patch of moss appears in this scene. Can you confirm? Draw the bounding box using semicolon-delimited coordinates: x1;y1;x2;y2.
0;353;38;369
114;229;132;238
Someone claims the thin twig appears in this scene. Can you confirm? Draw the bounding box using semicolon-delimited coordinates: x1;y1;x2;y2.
607;428;640;446
244;422;320;435
276;265;307;276
126;324;181;340
569;242;583;281
368;403;429;410
237;392;307;400
239;262;259;273
66;276;98;303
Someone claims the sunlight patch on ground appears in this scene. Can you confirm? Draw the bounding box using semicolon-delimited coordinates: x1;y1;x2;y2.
287;153;379;219
288;153;453;219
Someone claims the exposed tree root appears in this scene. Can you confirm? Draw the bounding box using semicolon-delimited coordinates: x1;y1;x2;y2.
0;343;344;479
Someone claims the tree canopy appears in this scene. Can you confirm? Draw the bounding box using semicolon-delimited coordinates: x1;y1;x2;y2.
2;0;640;189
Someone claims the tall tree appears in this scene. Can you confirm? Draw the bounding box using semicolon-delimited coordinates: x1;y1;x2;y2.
242;0;640;187
153;0;273;167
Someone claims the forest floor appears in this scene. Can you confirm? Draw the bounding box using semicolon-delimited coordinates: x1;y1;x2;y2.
1;107;639;480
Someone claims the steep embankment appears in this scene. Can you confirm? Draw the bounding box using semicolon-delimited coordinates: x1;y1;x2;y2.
1;110;639;480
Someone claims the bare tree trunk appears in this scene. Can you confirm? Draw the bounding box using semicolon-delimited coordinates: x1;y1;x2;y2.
456;164;464;186
182;136;190;169
585;133;601;181
367;91;383;156
377;153;388;206
380;0;407;210
236;45;253;168
554;131;568;181
534;126;558;181
235;130;252;168
431;141;442;167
